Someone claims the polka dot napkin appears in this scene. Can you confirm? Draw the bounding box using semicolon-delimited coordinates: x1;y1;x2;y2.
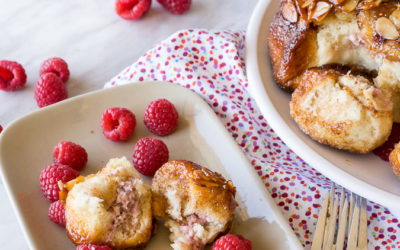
105;29;399;249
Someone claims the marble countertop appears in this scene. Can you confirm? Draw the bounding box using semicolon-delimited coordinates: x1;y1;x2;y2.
0;0;258;248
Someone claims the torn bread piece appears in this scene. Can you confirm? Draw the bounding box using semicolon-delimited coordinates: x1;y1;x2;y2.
151;160;237;250
290;67;393;153
65;157;153;249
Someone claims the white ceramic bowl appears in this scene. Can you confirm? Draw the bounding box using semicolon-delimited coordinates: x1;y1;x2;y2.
245;0;400;213
0;82;302;249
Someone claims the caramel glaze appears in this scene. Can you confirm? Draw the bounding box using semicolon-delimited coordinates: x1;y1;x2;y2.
268;1;318;92
358;1;400;61
153;160;237;214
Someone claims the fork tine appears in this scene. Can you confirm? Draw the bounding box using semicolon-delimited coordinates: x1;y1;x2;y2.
348;195;360;249
323;191;339;250
311;190;331;250
335;190;348;250
358;198;368;250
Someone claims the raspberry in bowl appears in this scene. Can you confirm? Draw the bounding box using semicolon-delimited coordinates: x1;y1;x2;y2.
144;98;179;136
39;163;80;202
132;137;169;176
53;141;88;171
101;107;137;142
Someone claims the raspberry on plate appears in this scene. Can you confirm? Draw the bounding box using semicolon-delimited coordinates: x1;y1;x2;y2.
132;137;169;176
212;234;252;250
0;60;27;91
34;73;68;108
53;141;88;171
115;0;152;20
40;163;80;202
76;245;112;250
40;57;70;83
101;107;136;142
48;200;66;226
144;98;179;136
157;0;191;14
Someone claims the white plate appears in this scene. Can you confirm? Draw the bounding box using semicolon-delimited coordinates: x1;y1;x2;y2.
246;0;400;213
0;82;302;249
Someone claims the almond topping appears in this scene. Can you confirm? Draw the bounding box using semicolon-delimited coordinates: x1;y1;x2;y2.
376;17;399;40
390;9;400;29
283;1;298;23
342;0;360;12
310;1;332;23
302;0;314;8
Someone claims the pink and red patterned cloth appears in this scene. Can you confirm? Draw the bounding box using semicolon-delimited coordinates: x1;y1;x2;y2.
105;29;399;249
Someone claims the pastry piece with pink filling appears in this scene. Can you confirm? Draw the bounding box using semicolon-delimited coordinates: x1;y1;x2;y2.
151;160;237;250
64;157;153;249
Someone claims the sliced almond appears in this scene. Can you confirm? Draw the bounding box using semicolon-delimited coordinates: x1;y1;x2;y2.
283;0;299;23
342;0;360;12
390;9;400;29
376;17;399;40
310;1;332;23
302;0;315;8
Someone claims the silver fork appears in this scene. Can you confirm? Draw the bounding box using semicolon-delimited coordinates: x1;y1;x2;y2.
311;185;368;250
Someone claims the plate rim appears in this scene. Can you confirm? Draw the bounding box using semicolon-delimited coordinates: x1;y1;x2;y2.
245;0;400;211
0;81;303;249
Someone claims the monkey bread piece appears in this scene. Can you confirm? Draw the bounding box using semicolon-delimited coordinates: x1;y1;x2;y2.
151;160;237;250
389;143;400;179
290;67;393;153
65;157;153;249
269;0;400;121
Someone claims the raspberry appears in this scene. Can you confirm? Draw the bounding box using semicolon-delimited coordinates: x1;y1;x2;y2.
40;57;70;83
0;125;2;134
212;234;252;250
144;98;179;136
374;123;400;161
76;245;112;250
132;137;169;176
34;73;68;108
157;0;191;14
39;163;79;202
115;0;152;20
101;107;136;142
53;141;88;171
48;200;66;226
0;60;27;91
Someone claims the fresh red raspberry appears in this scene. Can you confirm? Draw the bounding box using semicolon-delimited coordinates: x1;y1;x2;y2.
115;0;152;20
212;234;252;250
101;107;136;142
39;163;79;202
157;0;191;14
0;125;2;134
144;98;179;136
40;57;70;83
374;123;400;161
76;245;112;250
48;200;66;226
132;137;169;176
34;73;68;108
53;141;88;171
0;60;27;91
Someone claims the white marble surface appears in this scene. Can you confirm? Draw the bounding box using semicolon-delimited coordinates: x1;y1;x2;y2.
0;0;258;249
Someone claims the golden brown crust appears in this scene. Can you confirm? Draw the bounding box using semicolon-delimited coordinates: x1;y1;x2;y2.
290;67;393;153
65;157;153;249
151;160;236;249
268;5;317;91
358;1;400;62
389;143;400;179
